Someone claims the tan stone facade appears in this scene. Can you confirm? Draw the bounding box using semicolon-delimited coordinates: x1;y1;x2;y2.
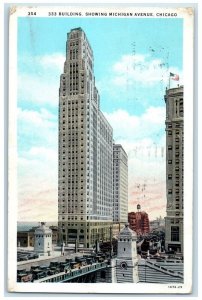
58;28;114;247
113;144;128;223
164;86;184;253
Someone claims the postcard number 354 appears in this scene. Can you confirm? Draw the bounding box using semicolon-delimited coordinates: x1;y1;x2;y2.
28;11;37;16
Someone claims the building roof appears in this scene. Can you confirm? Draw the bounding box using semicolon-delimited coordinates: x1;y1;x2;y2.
118;223;137;239
34;222;52;234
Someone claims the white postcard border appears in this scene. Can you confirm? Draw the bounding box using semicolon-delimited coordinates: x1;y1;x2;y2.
8;4;194;294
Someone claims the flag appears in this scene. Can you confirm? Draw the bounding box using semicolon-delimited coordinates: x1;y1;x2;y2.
170;72;179;81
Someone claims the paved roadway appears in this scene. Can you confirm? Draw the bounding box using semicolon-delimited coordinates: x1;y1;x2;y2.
17;251;85;271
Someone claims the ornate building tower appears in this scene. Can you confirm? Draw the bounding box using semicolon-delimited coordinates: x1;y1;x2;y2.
115;224;139;283
164;86;184;253
34;222;52;256
58;28;113;248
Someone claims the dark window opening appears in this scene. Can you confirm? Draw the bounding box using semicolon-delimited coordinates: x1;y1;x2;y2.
171;226;179;242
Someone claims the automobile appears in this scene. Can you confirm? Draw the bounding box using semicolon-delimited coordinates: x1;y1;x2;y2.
70;261;80;269
48;266;60;274
39;265;49;276
20;255;29;261
32;269;47;280
75;257;86;266
86;258;93;265
17;268;27;274
30;265;40;271
28;254;39;260
59;263;71;272
65;258;73;263
17;272;33;283
49;261;60;268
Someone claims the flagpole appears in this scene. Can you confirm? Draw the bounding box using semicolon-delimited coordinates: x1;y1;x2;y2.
168;73;170;90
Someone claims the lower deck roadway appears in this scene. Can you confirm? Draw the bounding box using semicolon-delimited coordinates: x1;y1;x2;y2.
17;252;84;272
34;262;108;283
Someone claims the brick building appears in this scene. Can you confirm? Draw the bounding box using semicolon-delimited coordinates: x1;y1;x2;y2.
128;211;150;236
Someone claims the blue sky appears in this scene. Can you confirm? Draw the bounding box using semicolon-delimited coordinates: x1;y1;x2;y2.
17;16;183;221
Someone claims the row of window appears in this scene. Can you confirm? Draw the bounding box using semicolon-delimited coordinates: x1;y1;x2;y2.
167;123;182;129
35;234;51;238
168;159;180;164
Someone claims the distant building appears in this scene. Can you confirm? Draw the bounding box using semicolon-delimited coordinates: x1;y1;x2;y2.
17;225;58;247
128;208;150;235
17;230;35;248
50;226;59;245
113;144;128;223
164;86;184;253
150;217;165;232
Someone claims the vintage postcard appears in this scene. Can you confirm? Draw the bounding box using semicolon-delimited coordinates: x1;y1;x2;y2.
8;4;194;294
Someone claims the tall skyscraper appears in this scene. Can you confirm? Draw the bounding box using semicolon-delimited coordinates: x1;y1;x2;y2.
164;86;184;253
113;144;128;223
58;28;113;248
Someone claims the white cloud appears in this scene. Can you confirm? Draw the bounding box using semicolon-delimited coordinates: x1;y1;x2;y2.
104;106;165;141
97;53;182;110
142;106;165;124
28;147;57;161
39;53;65;72
111;54;182;86
17;107;58;150
19;53;65;73
18;107;56;127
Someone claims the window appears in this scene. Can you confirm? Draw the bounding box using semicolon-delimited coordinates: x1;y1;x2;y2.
171;226;179;241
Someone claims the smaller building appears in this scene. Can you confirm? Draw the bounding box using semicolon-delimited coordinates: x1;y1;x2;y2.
128;208;150;236
17;224;58;248
115;224;139;283
49;226;59;245
150;217;165;232
17;231;35;248
34;222;52;256
113;144;128;224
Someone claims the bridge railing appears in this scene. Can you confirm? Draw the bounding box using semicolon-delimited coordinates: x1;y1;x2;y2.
145;260;183;279
35;262;108;283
